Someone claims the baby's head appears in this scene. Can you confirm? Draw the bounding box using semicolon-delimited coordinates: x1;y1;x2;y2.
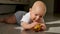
29;1;46;21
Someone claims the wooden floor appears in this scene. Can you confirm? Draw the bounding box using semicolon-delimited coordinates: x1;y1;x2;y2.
0;14;60;34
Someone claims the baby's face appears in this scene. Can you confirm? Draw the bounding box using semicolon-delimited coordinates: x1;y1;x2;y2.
30;7;46;22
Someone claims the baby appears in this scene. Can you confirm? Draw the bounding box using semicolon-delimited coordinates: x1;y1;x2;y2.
20;1;46;30
0;1;46;31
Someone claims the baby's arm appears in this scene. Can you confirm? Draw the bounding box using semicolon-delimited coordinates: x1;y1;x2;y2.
21;21;38;30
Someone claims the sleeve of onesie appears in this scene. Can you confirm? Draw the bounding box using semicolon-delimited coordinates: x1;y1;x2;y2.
20;13;30;25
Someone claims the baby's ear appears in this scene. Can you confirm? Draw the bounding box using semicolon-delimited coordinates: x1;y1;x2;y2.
29;8;32;12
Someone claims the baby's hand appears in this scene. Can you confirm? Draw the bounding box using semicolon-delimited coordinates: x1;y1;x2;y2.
40;24;46;31
33;21;39;25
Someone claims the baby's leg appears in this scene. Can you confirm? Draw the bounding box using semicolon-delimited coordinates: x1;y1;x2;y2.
0;11;26;25
4;15;17;24
0;15;16;24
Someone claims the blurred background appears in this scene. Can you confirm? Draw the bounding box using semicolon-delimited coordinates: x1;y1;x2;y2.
0;0;60;23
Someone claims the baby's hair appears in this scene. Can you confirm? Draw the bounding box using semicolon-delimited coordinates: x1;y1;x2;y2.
30;1;45;8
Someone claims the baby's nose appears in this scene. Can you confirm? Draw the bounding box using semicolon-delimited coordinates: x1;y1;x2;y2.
36;16;40;20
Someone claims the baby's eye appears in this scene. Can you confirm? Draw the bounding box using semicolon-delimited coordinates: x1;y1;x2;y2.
35;14;38;16
40;16;42;18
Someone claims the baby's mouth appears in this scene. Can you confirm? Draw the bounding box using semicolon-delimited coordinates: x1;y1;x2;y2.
33;18;39;22
33;19;39;22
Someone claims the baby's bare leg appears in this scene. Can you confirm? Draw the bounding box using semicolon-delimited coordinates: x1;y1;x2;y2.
0;15;16;24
